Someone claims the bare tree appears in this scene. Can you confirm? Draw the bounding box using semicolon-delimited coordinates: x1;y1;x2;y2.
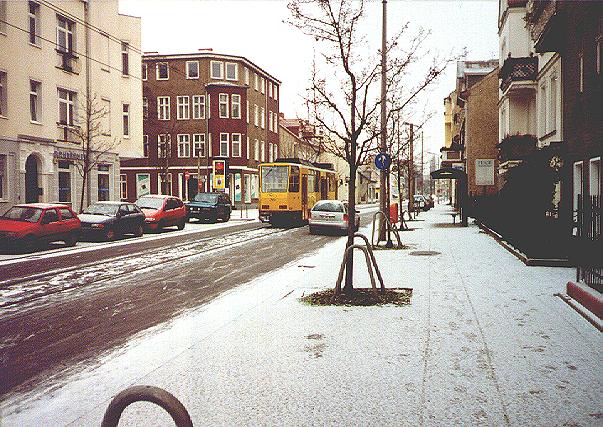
288;0;456;296
69;94;120;213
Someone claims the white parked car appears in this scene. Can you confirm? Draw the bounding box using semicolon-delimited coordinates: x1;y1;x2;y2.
308;200;360;235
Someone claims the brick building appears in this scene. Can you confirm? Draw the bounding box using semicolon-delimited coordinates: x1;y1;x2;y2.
120;52;281;206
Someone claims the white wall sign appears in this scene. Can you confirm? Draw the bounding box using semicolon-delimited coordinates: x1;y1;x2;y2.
475;159;494;186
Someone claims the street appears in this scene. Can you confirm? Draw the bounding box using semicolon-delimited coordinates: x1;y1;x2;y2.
0;209;377;399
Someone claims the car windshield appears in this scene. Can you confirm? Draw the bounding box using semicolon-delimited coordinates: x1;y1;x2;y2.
136;197;164;210
312;201;344;212
193;193;218;203
1;206;43;223
82;203;118;216
261;165;289;193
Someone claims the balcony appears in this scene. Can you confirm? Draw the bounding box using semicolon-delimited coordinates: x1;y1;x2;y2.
499;56;538;93
526;0;565;53
56;49;80;74
497;134;537;165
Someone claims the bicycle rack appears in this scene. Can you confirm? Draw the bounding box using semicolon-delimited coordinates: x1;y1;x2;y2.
334;241;380;297
371;211;403;249
101;385;192;427
353;232;385;292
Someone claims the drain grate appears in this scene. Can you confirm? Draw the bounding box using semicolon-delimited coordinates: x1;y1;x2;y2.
409;250;441;256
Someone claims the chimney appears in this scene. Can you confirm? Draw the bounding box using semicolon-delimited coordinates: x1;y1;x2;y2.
198;48;213;52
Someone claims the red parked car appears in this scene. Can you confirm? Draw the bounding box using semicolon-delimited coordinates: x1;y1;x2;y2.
135;195;187;232
0;203;81;251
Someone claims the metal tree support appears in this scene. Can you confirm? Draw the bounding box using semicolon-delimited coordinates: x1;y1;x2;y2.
334;244;379;297
371;211;403;248
353;232;385;291
101;385;193;427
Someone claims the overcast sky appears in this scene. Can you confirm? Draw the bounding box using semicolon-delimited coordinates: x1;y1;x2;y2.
119;0;499;156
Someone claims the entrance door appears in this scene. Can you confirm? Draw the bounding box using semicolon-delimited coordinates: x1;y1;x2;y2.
188;176;199;200
302;175;308;220
25;155;40;203
244;175;251;203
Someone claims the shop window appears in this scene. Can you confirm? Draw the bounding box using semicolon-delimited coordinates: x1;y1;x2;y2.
58;160;71;203
98;164;110;201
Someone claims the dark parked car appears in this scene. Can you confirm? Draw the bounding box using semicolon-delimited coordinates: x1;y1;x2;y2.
79;201;145;241
0;203;80;251
186;192;231;223
136;194;187;232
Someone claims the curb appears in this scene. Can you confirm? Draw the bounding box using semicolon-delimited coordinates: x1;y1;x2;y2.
476;221;570;267
566;281;603;320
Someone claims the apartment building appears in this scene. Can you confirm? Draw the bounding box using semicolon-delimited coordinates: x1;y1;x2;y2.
0;0;142;212
120;51;281;206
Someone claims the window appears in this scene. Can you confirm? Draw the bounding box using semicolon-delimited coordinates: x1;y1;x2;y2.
246;100;249;124
269;82;273;98
60;208;74;220
142;63;147;80
539;83;547;137
122;103;130;137
261;140;265;161
273;144;278;161
590;158;601;197
220;133;229;156
211;60;224;79
29;2;40;45
30;80;41;122
157;96;170;120
225;62;237;80
56;15;74;53
0;1;6;33
246;137;249;160
177;96;190;120
193;133;205;157
98;164;110;201
192;95;205;119
579;52;584;93
177;134;190;157
274;114;278;133
232;134;241;157
119;174;127;200
231;94;241;119
58;88;76;125
0;155;6;199
121;42;129;76
186;61;199;79
254;105;259;126
143;135;148;157
142;97;148;120
549;74;557;134
0;71;5;116
254;73;259;91
269;143;273;162
158;134;171;158
219;93;229;118
156;62;169;80
268;111;273;132
274;85;278;101
289;165;300;192
244;68;249;85
573;161;583;213
254;139;259;161
260;107;265;129
261;78;265;94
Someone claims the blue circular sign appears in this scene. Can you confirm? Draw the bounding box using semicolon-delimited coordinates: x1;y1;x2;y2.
375;153;392;170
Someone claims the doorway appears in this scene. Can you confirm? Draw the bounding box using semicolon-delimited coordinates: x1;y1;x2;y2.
25;154;40;203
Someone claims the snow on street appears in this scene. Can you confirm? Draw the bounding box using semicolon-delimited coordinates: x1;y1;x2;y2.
1;204;600;426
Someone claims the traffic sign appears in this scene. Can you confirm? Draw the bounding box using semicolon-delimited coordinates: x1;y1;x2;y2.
375;153;392;170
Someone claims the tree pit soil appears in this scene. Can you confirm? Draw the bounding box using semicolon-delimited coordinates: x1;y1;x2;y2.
301;288;412;306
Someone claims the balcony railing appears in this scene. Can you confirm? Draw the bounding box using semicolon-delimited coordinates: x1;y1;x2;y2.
497;134;537;163
499;57;538;92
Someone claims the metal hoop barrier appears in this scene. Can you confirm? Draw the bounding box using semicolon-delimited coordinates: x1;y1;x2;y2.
353;233;385;291
371;211;403;249
101;385;193;427
334;244;378;296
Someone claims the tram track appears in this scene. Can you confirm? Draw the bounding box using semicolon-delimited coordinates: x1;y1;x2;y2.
0;225;293;310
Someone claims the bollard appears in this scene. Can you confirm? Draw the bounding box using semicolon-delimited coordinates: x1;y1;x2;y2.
101;385;193;427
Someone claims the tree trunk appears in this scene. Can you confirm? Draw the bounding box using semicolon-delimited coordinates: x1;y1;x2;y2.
79;170;87;213
343;162;357;295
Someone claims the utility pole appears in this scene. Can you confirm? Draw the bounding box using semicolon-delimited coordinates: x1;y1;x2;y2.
408;123;414;218
421;132;424;195
380;0;391;245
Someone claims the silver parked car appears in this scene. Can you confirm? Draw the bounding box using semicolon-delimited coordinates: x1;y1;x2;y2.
308;200;360;235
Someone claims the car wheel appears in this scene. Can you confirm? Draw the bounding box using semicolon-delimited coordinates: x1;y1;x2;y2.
157;220;165;232
223;211;231;222
64;232;78;247
105;228;116;242
177;219;186;230
134;224;144;237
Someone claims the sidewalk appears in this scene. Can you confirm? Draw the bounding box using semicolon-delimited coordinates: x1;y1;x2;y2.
2;205;601;426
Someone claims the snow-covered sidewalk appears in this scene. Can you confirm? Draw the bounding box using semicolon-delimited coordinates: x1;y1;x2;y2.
2;205;601;426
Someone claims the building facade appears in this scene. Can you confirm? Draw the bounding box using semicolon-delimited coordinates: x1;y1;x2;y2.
120;52;281;206
0;0;142;212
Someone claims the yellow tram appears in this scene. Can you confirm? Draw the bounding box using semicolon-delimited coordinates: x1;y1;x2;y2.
259;159;338;225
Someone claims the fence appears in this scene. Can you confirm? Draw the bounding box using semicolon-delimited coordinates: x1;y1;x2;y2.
574;195;602;293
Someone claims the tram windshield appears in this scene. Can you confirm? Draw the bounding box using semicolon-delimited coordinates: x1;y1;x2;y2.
261;165;289;193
